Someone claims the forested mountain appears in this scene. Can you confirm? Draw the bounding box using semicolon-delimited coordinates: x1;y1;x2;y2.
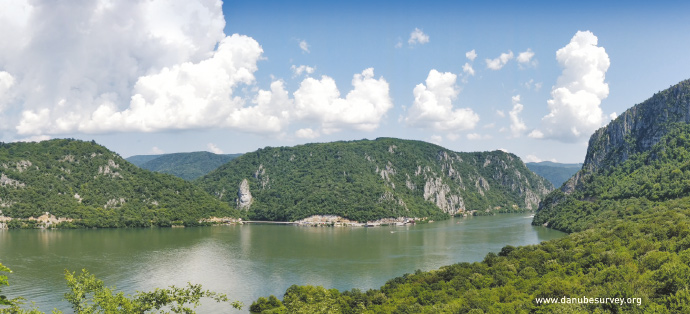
0;139;240;228
249;79;690;313
525;161;583;187
534;78;690;232
196;138;552;222
126;152;242;180
125;154;163;167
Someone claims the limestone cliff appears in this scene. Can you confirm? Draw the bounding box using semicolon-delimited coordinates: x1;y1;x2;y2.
198;138;552;221
553;79;690;196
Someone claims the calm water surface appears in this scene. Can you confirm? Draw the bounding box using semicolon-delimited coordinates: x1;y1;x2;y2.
0;214;564;312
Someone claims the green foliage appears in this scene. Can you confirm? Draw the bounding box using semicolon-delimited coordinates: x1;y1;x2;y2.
128;152;241;181
534;123;690;232
0;139;241;228
250;197;690;313
0;263;10;306
63;269;242;313
197;138;552;222
1;267;241;314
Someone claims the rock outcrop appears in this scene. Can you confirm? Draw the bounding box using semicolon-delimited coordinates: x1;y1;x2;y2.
237;179;253;209
199;138;553;221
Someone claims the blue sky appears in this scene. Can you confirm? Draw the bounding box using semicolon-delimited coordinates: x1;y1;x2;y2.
1;0;689;163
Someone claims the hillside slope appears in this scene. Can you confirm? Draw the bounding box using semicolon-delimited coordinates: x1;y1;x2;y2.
196;138;552;222
0;139;240;228
128;152;242;180
534;79;690;232
249;80;690;314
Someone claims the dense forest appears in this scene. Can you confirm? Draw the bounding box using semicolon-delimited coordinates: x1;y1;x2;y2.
244;79;690;313
196;138;552;222
126;152;242;180
0;139;241;228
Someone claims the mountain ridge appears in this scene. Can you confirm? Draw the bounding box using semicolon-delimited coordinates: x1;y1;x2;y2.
127;151;242;180
197;137;553;222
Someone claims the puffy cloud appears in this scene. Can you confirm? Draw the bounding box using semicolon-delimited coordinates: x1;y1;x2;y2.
465;49;477;61
533;31;610;142
73;34;288;135
2;1;396;140
2;0;229;134
429;135;443;145
467;133;492;140
528;129;544;139
408;28;429;45
291;65;315;77
496;110;505;118
299;40;310;53
517;49;535;64
462;63;475;76
485;51;513;70
207;143;223;154
405;70;479;131
295;128;320;139
524;154;542;163
294;68;393;134
509;95;527;137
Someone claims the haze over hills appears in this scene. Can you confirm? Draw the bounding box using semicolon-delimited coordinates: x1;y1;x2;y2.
126;152;242;180
197;137;553;222
0;139;240;228
525;161;583;187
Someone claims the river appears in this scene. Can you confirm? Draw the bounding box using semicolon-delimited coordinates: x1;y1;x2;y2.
0;213;564;312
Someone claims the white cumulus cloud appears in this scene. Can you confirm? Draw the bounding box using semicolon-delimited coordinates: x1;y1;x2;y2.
465;50;477;61
462;63;475;76
299;40;310;53
408;28;429;45
405;70;479;132
517;49;535;64
291;65;315;77
295;128;320;139
294;68;393;134
533;31;610;142
509;95;527;138
1;1;395;140
486;51;514;70
207;143;223;154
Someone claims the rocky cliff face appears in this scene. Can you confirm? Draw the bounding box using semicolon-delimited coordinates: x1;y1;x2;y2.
198;138;553;222
583;79;690;174
536;79;690;227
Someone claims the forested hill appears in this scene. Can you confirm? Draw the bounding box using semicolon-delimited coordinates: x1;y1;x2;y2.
126;152;242;180
196;138;552;222
248;79;690;313
0;139;240;227
525;161;583;187
535;78;690;232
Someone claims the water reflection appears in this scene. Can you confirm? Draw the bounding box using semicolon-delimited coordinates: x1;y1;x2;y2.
0;213;564;312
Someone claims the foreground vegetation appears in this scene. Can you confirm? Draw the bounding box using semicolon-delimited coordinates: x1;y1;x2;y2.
248;196;690;313
0;265;241;313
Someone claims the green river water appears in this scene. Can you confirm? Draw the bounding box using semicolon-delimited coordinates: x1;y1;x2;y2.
0;213;564;312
